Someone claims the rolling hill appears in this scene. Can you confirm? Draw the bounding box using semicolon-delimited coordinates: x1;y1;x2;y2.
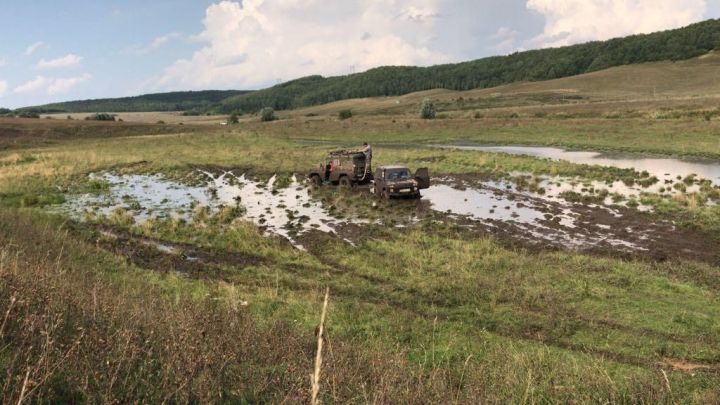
18;19;720;116
285;51;720;118
219;18;720;113
21;90;252;114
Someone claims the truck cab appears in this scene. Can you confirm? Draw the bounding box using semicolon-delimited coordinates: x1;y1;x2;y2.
374;166;430;199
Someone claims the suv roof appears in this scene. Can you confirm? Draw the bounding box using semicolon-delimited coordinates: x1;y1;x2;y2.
378;165;408;170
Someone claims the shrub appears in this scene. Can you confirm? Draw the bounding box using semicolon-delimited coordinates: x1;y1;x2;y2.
338;110;353;120
260;107;276;122
85;113;116;121
419;98;436;119
227;113;240;125
18;111;40;119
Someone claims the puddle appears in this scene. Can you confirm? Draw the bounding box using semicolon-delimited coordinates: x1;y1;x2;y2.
201;171;356;248
422;181;649;252
424;184;547;223
53;171;363;249
435;145;720;186
50;170;715;259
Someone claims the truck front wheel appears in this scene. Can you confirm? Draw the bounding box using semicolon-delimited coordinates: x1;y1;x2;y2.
339;176;352;188
310;174;322;187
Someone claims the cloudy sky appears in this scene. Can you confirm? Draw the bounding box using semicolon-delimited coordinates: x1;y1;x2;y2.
0;0;718;108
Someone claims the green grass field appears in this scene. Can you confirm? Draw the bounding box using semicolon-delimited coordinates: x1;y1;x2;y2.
2;58;720;403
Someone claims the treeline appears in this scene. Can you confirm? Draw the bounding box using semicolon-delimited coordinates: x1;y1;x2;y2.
21;90;251;113
219;18;720;113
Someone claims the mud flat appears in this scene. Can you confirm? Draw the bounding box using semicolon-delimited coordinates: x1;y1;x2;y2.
51;170;720;264
52;171;369;249
422;178;719;264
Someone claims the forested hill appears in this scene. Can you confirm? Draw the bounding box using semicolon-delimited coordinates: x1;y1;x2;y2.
23;90;251;113
219;18;720;113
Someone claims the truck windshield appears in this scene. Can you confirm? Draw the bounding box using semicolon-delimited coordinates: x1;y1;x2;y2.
386;169;410;180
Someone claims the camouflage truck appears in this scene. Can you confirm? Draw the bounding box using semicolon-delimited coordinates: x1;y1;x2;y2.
308;149;373;188
373;166;430;199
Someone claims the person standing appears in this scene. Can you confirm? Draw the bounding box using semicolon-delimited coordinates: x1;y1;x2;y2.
362;142;373;174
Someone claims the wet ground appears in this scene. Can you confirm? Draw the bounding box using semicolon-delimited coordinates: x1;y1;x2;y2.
420;177;719;264
52;168;720;265
435;144;720;186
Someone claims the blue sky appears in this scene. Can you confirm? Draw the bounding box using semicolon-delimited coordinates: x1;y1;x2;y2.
0;0;718;108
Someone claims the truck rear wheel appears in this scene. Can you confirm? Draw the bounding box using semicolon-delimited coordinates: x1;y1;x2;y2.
339;176;352;188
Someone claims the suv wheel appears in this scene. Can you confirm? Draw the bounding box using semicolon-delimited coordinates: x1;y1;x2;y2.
310;174;322;187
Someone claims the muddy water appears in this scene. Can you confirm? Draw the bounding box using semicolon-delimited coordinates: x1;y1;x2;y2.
54;171;363;249
422;181;650;251
436;145;720;186
424;184;546;222
200;171;356;248
53;173;211;222
53;170;708;256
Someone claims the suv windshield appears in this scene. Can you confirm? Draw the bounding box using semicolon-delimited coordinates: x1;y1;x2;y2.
385;169;410;180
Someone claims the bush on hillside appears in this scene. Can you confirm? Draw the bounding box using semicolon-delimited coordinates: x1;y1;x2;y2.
420;98;436;119
85;113;116;121
18;111;40;119
227;113;240;125
260;107;276;122
338;109;353;120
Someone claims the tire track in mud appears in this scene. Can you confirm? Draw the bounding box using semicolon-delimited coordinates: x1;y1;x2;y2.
297;229;720;374
69;221;720;374
72;223;287;282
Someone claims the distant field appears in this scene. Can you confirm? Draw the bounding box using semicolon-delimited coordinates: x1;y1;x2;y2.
42;111;229;125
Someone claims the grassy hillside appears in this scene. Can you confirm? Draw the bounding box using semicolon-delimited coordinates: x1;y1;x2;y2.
22;90;251;113
287;51;720;118
219;19;720;113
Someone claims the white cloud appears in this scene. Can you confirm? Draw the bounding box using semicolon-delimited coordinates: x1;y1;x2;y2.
14;76;49;94
399;6;440;23
0;58;6;67
24;41;45;56
128;32;183;55
153;0;447;91
14;74;91;95
0;80;7;97
526;0;708;47
47;74;92;95
491;27;521;54
37;54;83;69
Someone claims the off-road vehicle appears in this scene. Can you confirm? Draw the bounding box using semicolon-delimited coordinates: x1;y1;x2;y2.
374;166;430;199
308;149;373;188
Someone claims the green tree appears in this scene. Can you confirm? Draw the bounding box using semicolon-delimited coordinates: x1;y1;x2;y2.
420;98;436;119
338;109;352;120
260;107;276;122
227;113;240;124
